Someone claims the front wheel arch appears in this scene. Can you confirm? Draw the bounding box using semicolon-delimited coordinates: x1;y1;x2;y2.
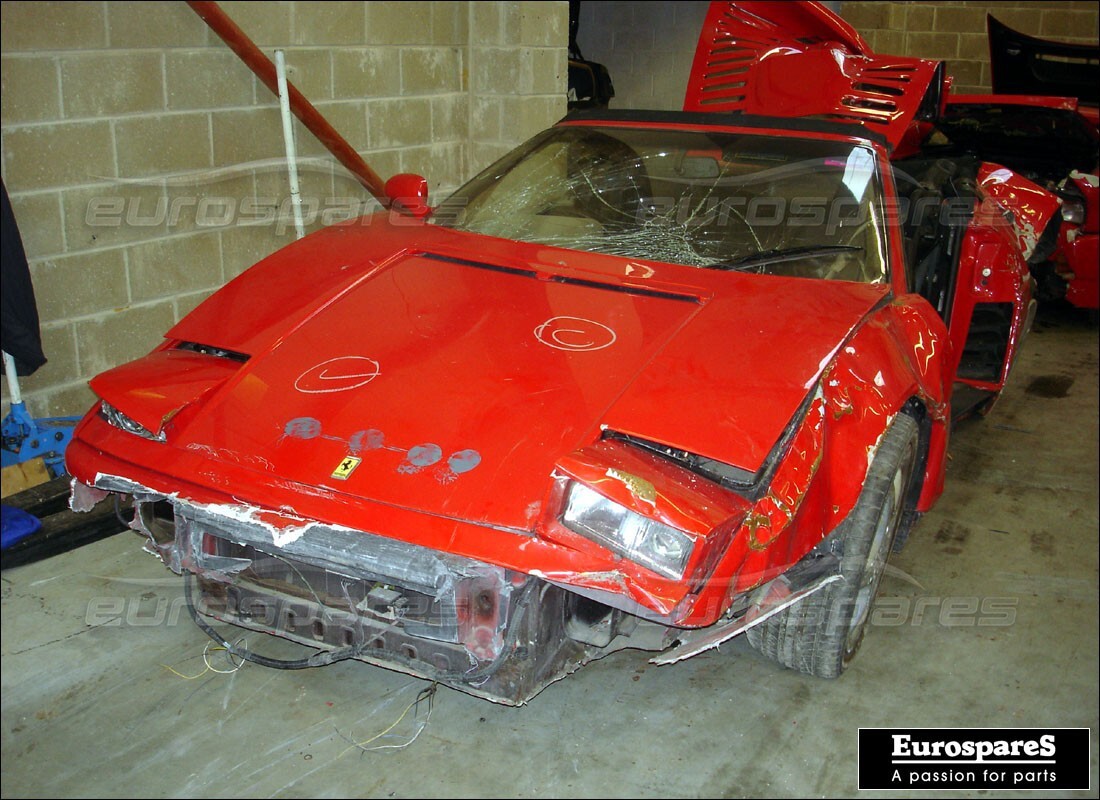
747;413;920;678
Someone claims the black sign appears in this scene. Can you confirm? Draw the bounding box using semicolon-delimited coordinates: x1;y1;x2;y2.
859;728;1090;791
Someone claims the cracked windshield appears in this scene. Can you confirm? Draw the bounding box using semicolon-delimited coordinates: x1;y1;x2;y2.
435;125;888;281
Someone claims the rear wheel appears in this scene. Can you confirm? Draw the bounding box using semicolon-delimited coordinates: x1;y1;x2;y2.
747;414;919;678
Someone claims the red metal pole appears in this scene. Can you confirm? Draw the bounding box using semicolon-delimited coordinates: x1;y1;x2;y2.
186;0;388;205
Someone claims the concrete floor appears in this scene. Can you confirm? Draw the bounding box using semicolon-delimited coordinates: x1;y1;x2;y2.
2;305;1097;799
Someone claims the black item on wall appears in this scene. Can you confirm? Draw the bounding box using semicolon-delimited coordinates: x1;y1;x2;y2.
1;181;46;376
988;14;1099;105
568;1;615;109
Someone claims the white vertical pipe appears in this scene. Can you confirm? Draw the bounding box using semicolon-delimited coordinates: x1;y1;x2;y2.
2;350;22;405
275;49;306;240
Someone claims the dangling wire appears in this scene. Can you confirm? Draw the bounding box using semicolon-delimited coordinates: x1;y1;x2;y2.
161;640;247;680
113;494;133;528
202;640;246;674
338;682;438;755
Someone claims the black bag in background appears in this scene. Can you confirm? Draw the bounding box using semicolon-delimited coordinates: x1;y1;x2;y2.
568;1;615;109
1;180;47;376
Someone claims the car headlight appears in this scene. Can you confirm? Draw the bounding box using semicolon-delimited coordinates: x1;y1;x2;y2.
99;401;166;442
562;481;694;579
1061;197;1085;226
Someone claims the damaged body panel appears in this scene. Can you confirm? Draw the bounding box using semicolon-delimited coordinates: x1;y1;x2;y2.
932;95;1099;309
68;2;1042;704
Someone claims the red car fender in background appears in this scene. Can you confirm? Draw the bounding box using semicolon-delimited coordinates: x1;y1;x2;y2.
1058;171;1100;309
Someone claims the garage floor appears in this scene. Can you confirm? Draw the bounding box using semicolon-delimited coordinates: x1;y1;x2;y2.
2;306;1097;799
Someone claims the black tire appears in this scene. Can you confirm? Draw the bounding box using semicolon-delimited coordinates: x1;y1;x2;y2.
890;507;922;554
747;414;920;678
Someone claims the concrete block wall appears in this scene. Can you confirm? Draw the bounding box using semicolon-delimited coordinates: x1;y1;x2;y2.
1;0;568;418
470;2;569;168
840;1;1100;95
576;0;710;110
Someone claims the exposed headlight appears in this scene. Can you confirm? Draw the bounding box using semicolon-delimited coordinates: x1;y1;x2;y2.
1060;198;1085;226
562;482;694;579
99;401;166;442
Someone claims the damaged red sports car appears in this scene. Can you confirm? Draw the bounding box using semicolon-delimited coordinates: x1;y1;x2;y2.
67;1;1051;704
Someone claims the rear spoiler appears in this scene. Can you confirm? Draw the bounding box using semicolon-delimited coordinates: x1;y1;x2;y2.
988;14;1099;105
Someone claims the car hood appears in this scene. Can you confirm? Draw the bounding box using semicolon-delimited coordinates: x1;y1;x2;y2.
131;225;889;531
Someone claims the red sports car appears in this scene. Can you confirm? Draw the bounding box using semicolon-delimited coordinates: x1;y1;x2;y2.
67;1;1053;703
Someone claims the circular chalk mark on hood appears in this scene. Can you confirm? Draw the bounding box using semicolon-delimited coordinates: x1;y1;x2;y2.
534;316;617;352
295;356;380;394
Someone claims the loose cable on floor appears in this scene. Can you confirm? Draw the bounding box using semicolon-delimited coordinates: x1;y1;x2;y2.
338;682;437;755
202;640;246;674
162;640;246;680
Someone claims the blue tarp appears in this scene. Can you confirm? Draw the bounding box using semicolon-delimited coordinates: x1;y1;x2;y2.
2;504;42;549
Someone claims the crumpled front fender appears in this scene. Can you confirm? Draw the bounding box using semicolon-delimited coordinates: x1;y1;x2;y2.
978;163;1063;262
89;348;244;437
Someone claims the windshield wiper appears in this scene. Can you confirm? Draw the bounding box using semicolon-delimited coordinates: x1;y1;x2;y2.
711;245;863;272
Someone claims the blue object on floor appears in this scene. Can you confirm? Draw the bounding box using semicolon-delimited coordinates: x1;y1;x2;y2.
2;504;42;549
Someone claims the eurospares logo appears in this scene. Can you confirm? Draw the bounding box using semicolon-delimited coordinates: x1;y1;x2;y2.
858;728;1090;790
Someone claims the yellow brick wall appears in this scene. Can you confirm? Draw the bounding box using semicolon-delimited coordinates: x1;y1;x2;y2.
840;1;1100;94
1;1;568;417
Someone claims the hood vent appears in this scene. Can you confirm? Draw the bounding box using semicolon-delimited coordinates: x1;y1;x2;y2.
421;252;700;303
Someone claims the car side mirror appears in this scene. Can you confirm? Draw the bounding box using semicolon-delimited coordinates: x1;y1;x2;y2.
384;173;432;218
